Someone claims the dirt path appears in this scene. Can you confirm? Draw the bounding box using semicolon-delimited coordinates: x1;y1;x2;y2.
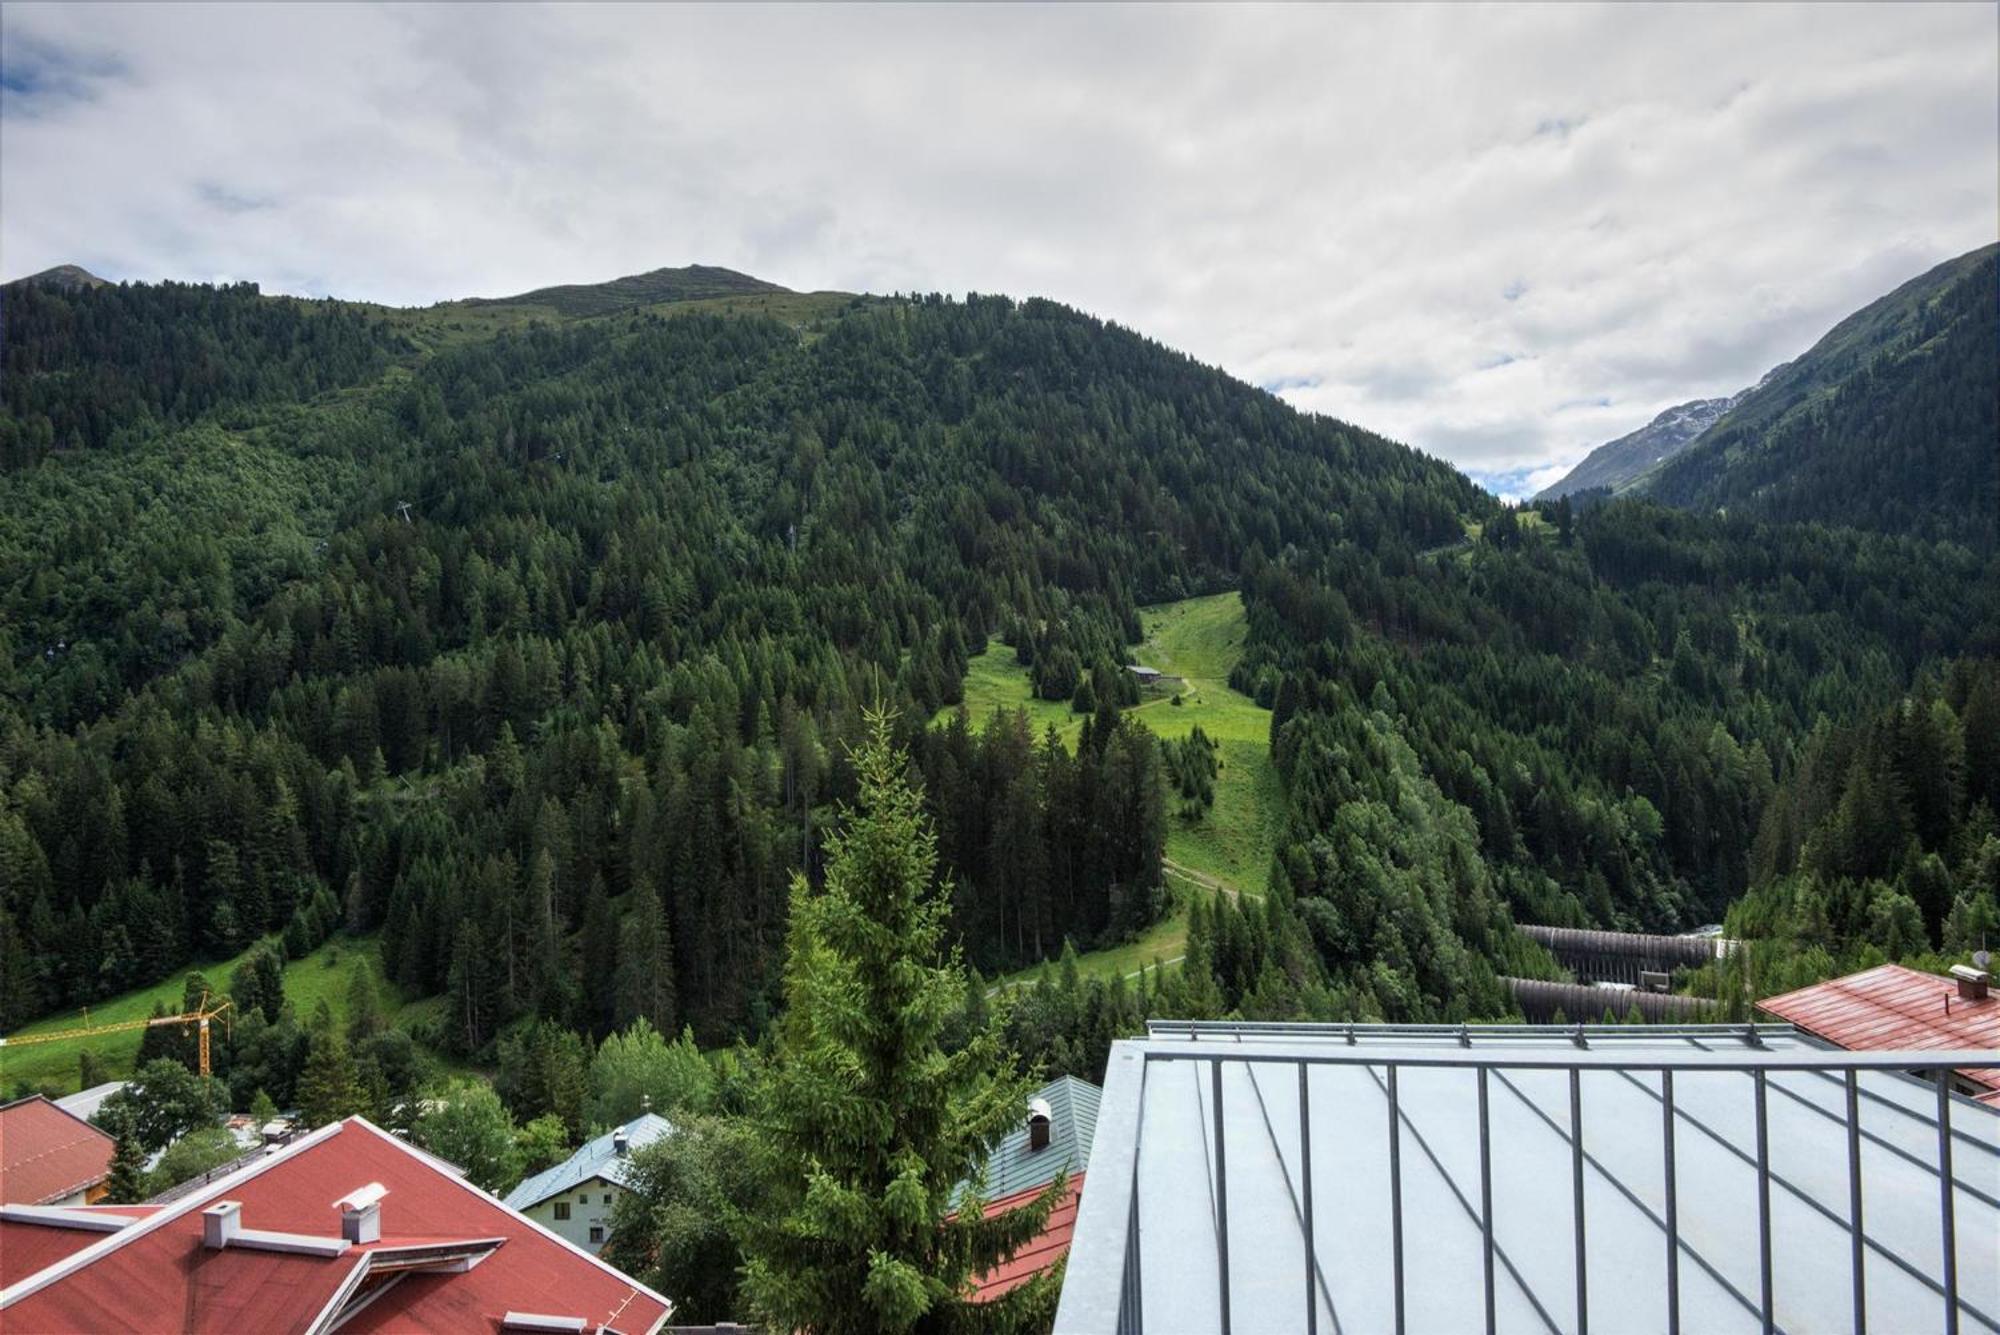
1161;857;1259;901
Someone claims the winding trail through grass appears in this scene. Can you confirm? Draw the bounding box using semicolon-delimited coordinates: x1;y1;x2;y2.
957;591;1284;996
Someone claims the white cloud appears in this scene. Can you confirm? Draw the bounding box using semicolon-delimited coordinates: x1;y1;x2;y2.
2;2;1992;477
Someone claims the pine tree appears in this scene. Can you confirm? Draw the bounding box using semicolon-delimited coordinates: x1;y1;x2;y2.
297;1004;362;1129
345;963;383;1047
104;1131;148;1205
737;710;1061;1334
231;941;287;1024
615;878;676;1036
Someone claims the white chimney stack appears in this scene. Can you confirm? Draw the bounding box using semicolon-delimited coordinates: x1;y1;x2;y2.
202;1201;241;1250
342;1201;381;1244
336;1183;388;1243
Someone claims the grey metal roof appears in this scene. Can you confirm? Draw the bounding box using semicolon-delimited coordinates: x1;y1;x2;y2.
1055;1022;2000;1334
52;1083;126;1124
973;1075;1100;1202
501;1113;672;1211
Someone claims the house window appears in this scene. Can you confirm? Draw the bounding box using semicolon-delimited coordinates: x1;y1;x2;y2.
589;1225;605;1245
554;1202;570;1221
603;1193;612;1205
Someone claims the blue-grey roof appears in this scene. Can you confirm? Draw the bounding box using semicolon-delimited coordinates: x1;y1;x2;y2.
1055;1022;2000;1334
501;1113;672;1211
970;1074;1099;1203
53;1082;127;1123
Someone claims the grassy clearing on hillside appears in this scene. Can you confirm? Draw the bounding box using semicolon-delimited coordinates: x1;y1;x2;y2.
947;640;1083;742
1126;593;1280;896
1;934;404;1096
377;290;857;355
945;592;1282;991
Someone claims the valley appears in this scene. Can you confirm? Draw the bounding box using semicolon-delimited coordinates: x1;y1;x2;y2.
947;591;1281;992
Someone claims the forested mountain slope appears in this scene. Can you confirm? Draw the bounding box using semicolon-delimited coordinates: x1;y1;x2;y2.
0;268;1994;1087
1646;243;1998;548
0;272;1480;1053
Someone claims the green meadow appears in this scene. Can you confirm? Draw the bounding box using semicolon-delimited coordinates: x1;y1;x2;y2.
1;935;408;1096
946;591;1283;990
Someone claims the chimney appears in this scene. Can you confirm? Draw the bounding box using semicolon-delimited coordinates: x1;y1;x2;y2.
337;1183;387;1243
343;1201;381;1244
1949;964;1990;1001
202;1201;241;1250
1027;1097;1053;1153
613;1128;630;1158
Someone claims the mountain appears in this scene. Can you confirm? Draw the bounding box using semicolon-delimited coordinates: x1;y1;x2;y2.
459;263;790;317
6;264;108;292
0;263;1992;1074
1534;389;1750;501
1646;243;1998;548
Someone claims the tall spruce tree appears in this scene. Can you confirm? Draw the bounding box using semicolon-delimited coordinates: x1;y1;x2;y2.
297;1003;362;1129
103;1130;148;1205
737;710;1061;1334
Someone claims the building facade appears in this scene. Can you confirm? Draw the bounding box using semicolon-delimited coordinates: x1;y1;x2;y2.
502;1113;672;1254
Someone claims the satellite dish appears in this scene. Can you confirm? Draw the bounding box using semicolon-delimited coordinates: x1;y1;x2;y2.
1975;949;1992;970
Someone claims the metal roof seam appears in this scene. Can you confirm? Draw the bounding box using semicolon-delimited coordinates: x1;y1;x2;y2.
1686;1032;2000;1159
1760;1074;2000;1208
1358;1064;1564;1335
1607;1066;1999;1332
1191;1061;1218;1254
1487;1067;1766;1329
1239;1062;1345;1335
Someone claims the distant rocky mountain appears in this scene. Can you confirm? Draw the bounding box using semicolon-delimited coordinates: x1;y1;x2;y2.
6;264;109;292
1534;388;1754;501
460;263;789;317
1647;242;1997;549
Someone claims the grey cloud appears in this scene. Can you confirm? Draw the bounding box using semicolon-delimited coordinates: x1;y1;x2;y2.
1;2;1991;486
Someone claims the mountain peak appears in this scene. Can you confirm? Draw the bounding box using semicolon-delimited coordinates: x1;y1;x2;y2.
9;264;109;292
462;264;789;317
1534;390;1748;501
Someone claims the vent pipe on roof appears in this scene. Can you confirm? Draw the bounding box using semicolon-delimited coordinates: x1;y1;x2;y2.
1950;964;1991;1001
203;1201;241;1250
1027;1097;1053;1152
342;1200;381;1244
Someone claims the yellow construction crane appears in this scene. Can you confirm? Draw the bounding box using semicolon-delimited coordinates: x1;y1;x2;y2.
0;993;233;1077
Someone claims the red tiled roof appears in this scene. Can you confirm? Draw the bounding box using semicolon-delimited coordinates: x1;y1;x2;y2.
1759;963;2000;1093
0;1207;158;1287
0;1096;115;1206
0;1117;673;1333
966;1173;1083;1303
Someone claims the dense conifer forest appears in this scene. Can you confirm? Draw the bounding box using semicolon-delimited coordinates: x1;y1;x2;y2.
1;265;1994;1113
1647;244;1998;549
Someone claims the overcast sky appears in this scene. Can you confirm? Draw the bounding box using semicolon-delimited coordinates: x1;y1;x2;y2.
3;3;1994;495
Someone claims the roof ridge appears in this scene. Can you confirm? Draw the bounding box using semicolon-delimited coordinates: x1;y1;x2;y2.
0;1095;115;1142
